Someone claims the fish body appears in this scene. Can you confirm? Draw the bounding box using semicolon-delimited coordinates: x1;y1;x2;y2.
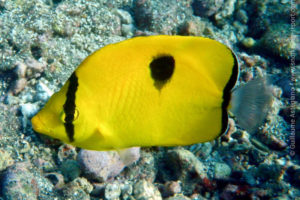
32;35;270;151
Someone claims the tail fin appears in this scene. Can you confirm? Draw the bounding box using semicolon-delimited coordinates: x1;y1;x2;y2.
230;77;273;133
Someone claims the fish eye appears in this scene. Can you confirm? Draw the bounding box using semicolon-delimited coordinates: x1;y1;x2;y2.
73;109;79;121
60;109;79;123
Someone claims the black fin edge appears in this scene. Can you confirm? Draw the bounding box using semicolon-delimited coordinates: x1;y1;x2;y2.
63;72;79;142
220;51;239;136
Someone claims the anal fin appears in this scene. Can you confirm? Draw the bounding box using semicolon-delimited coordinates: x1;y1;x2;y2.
117;147;140;166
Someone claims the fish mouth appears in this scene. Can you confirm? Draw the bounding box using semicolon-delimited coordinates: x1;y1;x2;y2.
31;114;48;134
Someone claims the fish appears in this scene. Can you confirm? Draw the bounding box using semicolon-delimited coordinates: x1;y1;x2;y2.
31;35;272;151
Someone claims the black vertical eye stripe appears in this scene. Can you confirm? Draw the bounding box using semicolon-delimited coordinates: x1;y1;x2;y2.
63;72;79;142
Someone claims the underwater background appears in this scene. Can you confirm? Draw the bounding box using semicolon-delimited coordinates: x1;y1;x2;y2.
0;0;299;199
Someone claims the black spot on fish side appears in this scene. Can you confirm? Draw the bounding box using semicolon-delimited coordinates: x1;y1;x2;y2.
63;72;79;142
150;55;175;81
150;55;175;90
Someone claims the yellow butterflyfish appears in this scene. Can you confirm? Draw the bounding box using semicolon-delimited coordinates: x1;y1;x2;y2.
31;35;272;151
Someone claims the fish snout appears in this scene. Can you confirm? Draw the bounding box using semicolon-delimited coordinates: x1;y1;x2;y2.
31;114;46;134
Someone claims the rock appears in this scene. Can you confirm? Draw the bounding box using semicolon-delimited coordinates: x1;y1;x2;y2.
162;181;181;198
276;76;293;98
45;172;65;189
189;193;206;200
215;0;237;22
259;23;299;61
232;170;256;186
279;105;300;126
248;148;268;165
214;162;232;179
271;196;291;200
179;19;206;36
4;94;19;105
241;37;256;48
192;0;224;17
121;24;135;37
57;144;77;163
2;163;40;200
133;179;162;200
61;177;93;200
190;142;213;159
115;9;133;24
33;157;55;172
35;81;53;102
20;103;39;118
231;142;251;153
91;182;106;197
129;150;157;182
0;149;14;171
240;71;253;82
105;181;122;200
73;177;93;194
60;159;81;182
220;184;251;200
11;78;27;95
163;149;208;196
19;139;31;153
256;129;288;151
240;53;257;68
133;0;193;34
52;17;76;37
287;166;300;187
231;130;245;140
133;0;154;30
77;148;140;182
246;0;291;39
14;61;27;78
250;138;270;153
25;58;46;77
77;149;125;182
256;163;282;181
236;9;248;24
222;118;236;141
120;183;134;199
165;195;191;200
167;149;207;180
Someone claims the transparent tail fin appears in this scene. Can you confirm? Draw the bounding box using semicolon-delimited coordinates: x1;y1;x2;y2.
230;77;273;133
